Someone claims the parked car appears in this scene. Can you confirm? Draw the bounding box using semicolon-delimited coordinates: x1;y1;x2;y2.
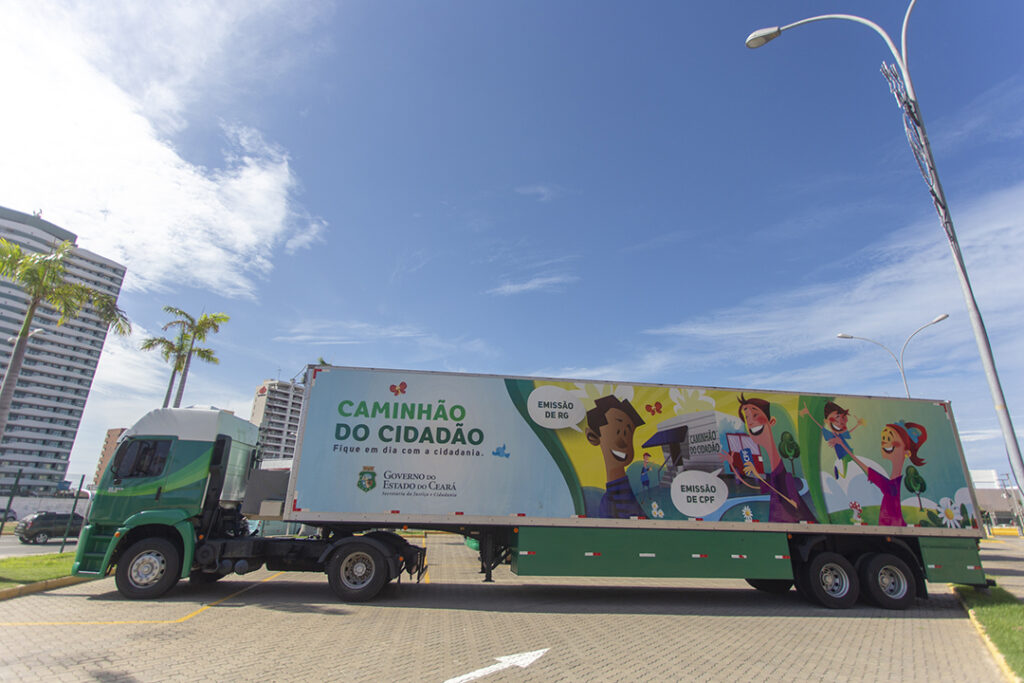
2;508;15;522
14;511;84;544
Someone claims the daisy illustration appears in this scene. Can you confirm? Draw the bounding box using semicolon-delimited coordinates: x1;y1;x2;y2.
938;497;961;528
742;505;754;523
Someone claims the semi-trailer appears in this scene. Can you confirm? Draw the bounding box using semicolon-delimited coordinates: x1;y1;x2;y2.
74;364;988;609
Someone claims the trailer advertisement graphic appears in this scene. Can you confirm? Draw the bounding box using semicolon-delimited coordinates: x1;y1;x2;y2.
292;367;977;530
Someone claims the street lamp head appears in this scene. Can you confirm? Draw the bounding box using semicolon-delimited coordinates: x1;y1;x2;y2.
931;313;949;324
836;333;853;339
745;26;782;49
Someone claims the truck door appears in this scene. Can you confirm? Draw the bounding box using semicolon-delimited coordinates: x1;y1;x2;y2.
104;437;200;518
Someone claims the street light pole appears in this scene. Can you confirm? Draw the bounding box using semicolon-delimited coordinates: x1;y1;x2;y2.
746;0;1024;490
837;313;948;398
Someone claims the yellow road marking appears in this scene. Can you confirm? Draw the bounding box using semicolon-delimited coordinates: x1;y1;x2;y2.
0;572;285;627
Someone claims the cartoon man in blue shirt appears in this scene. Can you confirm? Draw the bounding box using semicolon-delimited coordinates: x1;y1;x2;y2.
586;395;645;519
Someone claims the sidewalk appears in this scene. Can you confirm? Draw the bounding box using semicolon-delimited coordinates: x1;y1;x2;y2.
979;535;1024;601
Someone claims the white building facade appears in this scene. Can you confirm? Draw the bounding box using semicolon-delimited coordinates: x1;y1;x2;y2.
0;206;126;496
250;379;304;463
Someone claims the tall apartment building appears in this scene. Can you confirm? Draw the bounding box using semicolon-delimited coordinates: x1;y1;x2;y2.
91;427;126;491
250;379;304;462
0;206;127;496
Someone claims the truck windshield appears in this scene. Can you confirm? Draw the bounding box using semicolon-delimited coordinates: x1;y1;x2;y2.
111;440;171;479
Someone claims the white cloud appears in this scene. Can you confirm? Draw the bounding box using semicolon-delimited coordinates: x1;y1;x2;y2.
487;274;579;296
515;184;560;202
546;181;1024;471
0;2;328;299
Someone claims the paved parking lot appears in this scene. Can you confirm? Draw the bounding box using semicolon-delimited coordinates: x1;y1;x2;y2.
0;533;1016;682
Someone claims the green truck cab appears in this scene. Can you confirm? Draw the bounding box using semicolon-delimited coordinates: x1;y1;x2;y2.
74;408;259;597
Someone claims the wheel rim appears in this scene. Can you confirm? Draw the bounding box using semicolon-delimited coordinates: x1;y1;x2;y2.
36;533;49;543
128;550;167;588
340;551;376;590
876;564;909;600
819;562;851;598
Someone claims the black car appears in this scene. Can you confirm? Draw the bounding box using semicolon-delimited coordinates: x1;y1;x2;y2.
14;511;84;544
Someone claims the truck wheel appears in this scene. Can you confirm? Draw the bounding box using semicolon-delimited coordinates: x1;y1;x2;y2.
806;552;859;609
860;553;915;610
327;543;387;602
32;532;50;544
745;578;793;594
115;538;181;599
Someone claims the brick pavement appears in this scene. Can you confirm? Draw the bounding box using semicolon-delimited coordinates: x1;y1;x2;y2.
0;532;1011;682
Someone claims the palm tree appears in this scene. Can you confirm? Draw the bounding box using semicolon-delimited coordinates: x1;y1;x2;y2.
0;239;131;439
140;328;190;408
153;307;229;408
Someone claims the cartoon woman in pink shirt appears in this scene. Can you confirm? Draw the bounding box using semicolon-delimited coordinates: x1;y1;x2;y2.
849;421;927;526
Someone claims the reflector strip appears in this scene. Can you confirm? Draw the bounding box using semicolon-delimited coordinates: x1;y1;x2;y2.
389;510;400;514
967;565;981;571
927;564;942;569
732;554;748;560
519;551;536;556
639;553;656;558
774;555;790;560
692;554;708;559
584;552;602;557
454;512;464;515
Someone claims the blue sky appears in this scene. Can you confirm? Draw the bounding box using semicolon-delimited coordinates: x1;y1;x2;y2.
1;1;1021;484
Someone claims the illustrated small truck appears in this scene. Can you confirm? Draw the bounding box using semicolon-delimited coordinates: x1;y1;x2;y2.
74;365;989;610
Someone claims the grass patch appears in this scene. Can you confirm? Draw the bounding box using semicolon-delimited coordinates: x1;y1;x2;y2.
0;552;75;591
955;584;1024;678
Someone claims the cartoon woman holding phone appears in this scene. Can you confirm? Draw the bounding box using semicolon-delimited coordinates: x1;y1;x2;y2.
849;421;927;527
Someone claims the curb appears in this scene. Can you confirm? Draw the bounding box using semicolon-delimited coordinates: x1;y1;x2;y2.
0;575;94;602
952;586;1021;683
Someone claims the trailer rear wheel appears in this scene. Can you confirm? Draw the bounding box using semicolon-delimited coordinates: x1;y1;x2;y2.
327;543;387;602
115;537;181;599
745;578;793;594
806;552;859;609
860;553;915;610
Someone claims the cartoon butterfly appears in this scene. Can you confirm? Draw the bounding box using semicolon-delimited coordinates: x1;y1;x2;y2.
645;402;663;416
389;381;408;396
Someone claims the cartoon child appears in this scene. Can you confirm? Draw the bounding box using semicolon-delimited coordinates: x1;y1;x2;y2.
732;394;817;524
585;395;645;519
800;401;864;479
640;452;653;503
849;421;927;527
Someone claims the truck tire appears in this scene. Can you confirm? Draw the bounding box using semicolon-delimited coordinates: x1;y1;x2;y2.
327;543;388;602
806;552;859;609
860;553;915;610
115;538;181;599
32;532;50;544
745;578;793;594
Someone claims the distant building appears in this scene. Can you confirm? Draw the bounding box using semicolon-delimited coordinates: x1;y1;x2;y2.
0;206;126;496
970;469;1023;527
91;427;126;490
250;379;304;463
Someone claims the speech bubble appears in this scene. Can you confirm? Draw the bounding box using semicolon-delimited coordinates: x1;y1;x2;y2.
670;469;728;518
527;385;586;432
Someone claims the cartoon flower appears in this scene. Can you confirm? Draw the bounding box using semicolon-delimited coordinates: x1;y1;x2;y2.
742;505;754;523
649;502;665;519
938;498;961;529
